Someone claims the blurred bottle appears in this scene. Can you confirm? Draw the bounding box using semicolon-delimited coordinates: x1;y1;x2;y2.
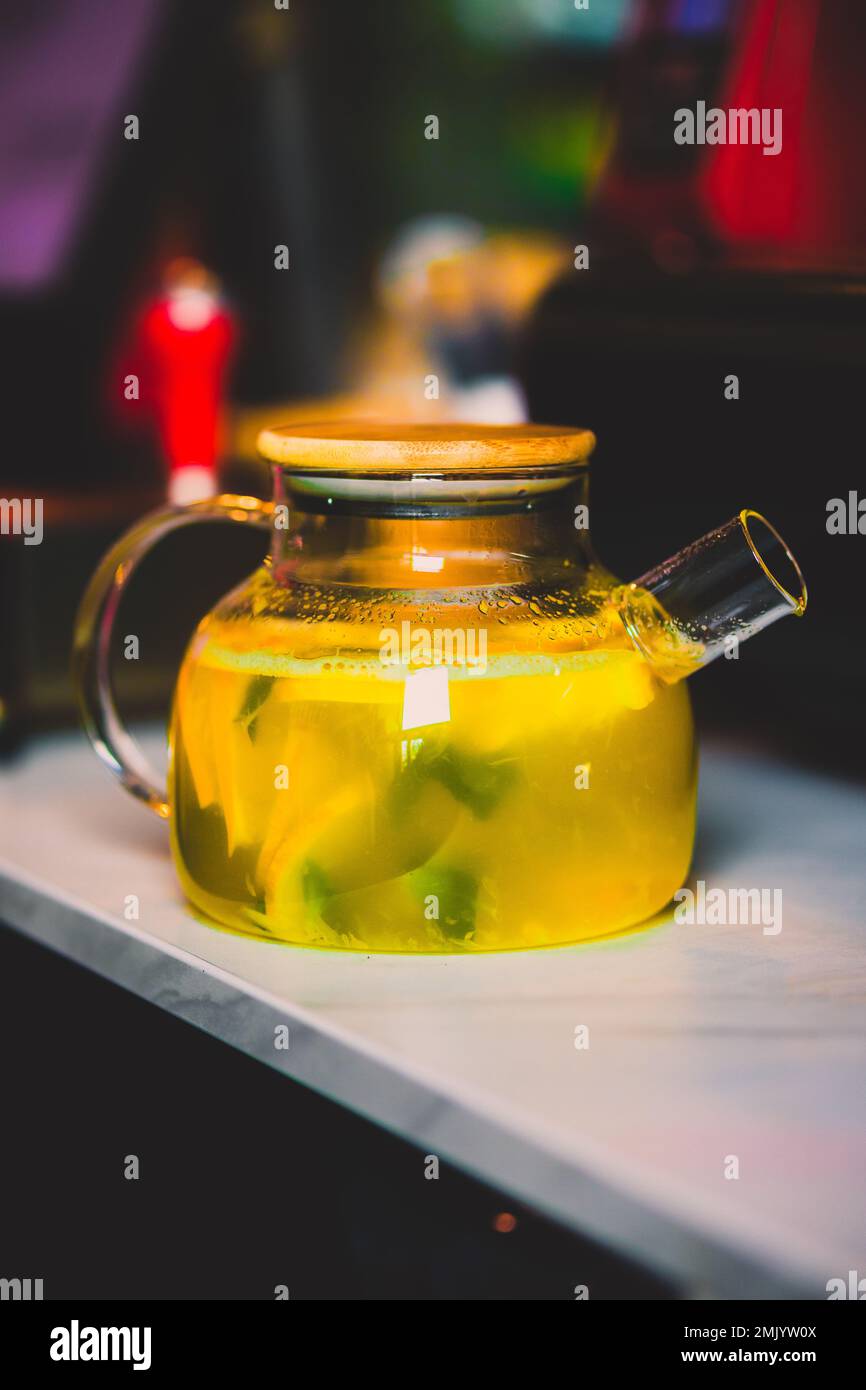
122;259;237;504
355;215;568;423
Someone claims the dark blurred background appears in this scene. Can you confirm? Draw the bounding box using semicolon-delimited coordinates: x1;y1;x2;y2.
1;0;865;767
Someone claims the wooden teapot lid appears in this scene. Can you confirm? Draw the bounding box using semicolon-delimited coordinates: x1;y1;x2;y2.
256;421;595;474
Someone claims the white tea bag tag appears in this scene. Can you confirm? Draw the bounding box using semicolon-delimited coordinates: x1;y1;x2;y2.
401;665;451;731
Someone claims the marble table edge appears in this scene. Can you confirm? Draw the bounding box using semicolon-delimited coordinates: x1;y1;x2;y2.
0;860;823;1302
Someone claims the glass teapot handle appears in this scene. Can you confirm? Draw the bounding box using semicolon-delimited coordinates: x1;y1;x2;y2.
72;494;273;819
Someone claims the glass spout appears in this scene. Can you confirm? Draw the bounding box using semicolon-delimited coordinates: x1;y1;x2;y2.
616;509;807;681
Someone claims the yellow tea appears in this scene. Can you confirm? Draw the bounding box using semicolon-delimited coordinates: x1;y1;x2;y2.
169;601;696;951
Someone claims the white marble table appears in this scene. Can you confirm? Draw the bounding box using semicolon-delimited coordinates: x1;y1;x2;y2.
1;729;864;1300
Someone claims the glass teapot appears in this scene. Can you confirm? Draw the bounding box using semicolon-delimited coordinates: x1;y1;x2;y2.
73;423;806;952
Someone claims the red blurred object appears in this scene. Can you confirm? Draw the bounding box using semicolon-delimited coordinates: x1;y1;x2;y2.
120;259;237;501
701;0;821;243
594;0;866;269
